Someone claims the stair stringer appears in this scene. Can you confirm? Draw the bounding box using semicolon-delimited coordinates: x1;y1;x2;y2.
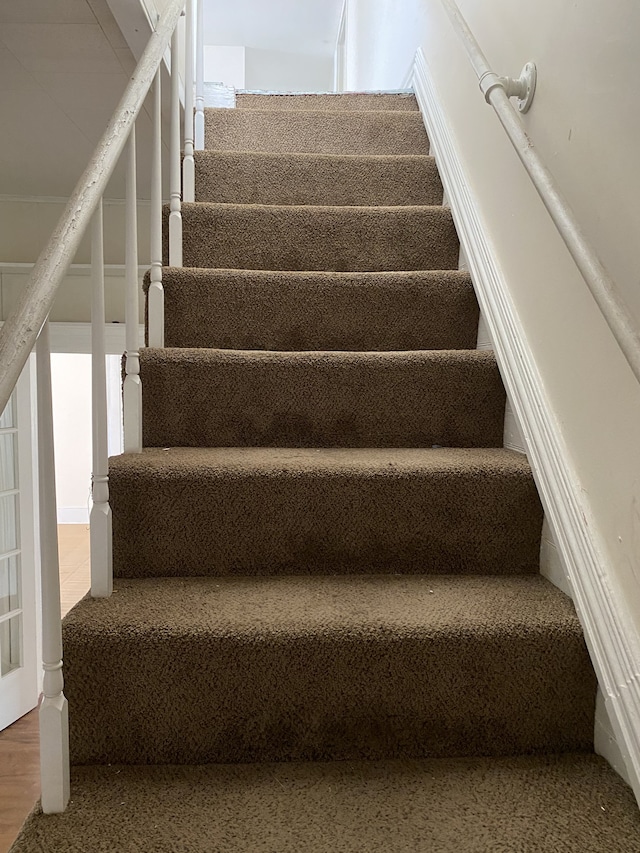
413;46;640;804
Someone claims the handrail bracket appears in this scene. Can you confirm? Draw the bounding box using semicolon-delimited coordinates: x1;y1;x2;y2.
479;62;537;113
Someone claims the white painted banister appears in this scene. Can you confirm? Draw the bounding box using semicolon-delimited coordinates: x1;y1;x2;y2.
148;69;165;347
440;0;640;385
123;126;143;453
195;0;205;150
90;201;113;598
183;0;195;202
169;26;183;266
0;0;185;415
36;322;70;814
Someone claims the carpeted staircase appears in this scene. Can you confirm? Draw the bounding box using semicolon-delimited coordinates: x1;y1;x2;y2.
11;92;640;851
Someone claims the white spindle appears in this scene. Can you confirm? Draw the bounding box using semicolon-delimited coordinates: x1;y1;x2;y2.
123;127;143;453
90;201;113;597
183;0;195;202
36;321;70;814
195;0;205;150
148;69;164;347
169;26;183;266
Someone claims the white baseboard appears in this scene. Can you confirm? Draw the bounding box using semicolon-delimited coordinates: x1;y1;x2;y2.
413;46;640;801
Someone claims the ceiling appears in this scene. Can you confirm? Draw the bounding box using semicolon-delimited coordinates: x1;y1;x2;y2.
0;0;345;199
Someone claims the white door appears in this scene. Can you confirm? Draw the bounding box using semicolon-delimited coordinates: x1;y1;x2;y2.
0;358;40;731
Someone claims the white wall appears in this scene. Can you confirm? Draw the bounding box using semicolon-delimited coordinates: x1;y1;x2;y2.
51;353;124;524
51;354;92;524
204;45;246;87
245;47;333;91
344;0;640;624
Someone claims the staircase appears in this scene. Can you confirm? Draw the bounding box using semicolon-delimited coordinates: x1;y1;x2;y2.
11;92;640;851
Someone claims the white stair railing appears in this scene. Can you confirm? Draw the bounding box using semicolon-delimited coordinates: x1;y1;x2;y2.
0;0;203;812
169;25;183;266
123;127;143;453
183;0;196;202
90;201;113;599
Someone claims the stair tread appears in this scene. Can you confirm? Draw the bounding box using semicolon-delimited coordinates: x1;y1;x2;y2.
109;447;542;580
194;150;442;206
235;91;420;111
178;202;459;271
109;445;531;476
67;574;577;635
144;267;478;350
204;107;430;156
13;757;640;853
64;574;594;764
139;347;505;449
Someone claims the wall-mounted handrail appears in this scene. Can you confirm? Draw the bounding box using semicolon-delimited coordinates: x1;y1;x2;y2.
440;0;640;385
0;0;185;415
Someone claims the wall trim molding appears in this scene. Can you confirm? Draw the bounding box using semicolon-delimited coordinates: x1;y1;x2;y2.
413;46;640;799
0;194;152;207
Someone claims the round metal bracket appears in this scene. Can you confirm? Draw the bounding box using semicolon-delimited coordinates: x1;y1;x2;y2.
516;62;537;113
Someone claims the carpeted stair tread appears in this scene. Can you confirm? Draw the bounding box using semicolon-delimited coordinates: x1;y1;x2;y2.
63;574;595;764
139;348;505;448
194;150;443;206
236;91;420;111
178;203;459;271
144;268;479;350
108;447;543;578
13;756;640;853
205;108;429;155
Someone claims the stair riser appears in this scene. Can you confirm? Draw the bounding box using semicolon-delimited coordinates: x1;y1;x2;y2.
65;626;595;765
109;463;543;579
173;204;460;272
144;270;480;351
195;152;443;206
139;350;506;448
205;109;429;155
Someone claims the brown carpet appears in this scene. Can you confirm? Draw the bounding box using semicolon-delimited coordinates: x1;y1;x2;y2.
11;757;640;853
138;348;506;448
143;268;479;350
177;202;460;270
12;89;640;851
194;150;443;206
64;574;594;764
236;92;420;110
205;107;430;154
109;447;543;578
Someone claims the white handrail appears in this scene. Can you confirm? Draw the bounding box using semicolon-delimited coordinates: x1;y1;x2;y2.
440;0;640;385
0;0;185;414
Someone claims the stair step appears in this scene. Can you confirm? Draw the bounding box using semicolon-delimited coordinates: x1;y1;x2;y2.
194;151;443;206
109;447;543;579
205;108;429;155
236;92;420;111
13;756;639;853
139;348;505;448
144;268;479;351
176;203;459;271
64;574;595;764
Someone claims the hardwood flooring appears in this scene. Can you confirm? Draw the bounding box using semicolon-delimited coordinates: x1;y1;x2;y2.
0;525;90;853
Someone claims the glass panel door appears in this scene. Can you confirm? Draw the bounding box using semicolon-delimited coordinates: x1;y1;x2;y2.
0;361;39;731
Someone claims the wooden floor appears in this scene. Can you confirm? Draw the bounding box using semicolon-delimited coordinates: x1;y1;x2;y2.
0;525;90;853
